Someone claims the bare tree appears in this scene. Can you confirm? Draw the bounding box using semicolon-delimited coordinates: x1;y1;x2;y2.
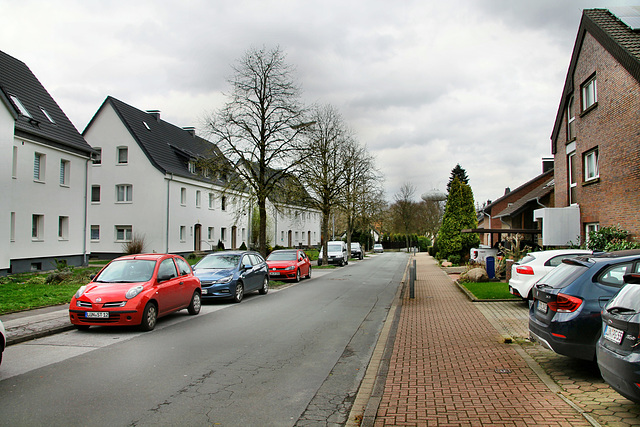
295;104;351;265
204;46;308;256
392;182;417;249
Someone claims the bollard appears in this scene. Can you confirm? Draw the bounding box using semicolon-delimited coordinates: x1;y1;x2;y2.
410;259;416;298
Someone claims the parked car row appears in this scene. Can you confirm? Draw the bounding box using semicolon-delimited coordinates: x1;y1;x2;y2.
527;249;640;404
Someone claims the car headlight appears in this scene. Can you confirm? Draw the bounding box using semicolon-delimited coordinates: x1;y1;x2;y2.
215;275;233;284
285;266;295;271
125;285;144;299
75;285;87;299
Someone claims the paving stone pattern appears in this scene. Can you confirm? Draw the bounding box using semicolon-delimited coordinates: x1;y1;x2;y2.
373;254;592;426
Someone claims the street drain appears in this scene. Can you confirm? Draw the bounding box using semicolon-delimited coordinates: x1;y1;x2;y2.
495;368;512;374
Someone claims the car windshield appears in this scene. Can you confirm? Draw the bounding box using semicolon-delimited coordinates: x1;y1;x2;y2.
196;254;240;269
328;244;342;252
267;252;297;261
95;259;156;283
535;262;587;289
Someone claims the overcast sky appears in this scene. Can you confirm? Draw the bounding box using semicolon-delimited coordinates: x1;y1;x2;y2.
1;0;636;206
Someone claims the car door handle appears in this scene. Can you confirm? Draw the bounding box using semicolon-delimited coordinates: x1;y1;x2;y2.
179;281;184;285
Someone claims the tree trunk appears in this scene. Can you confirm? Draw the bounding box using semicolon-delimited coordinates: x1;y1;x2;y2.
258;196;268;257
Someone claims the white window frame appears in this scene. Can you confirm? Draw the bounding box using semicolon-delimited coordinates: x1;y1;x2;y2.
581;76;597;111
180;226;186;242
208;193;215;209
585;223;599;244
115;225;132;242
12;146;18;179
10;94;31;117
34;152;45;182
116;184;133;203
91;225;100;241
40;107;55;123
584;149;599;182
195;190;201;208
567;96;575;140
32;214;44;240
60;159;70;186
208;227;214;241
10;212;16;242
117;146;128;164
221;227;227;241
188;161;196;174
568;151;577;205
93;148;102;165
58;216;69;240
180;187;187;205
91;185;101;203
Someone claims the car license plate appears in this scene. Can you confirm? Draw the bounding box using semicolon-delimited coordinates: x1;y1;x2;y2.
270;272;280;276
604;325;624;345
537;301;548;314
86;311;109;319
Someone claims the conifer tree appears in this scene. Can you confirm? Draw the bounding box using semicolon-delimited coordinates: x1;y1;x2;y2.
437;176;479;263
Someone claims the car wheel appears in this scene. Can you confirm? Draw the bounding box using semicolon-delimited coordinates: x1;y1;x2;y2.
259;276;269;295
295;269;301;282
187;291;201;315
360;253;363;260
140;302;158;331
75;324;90;331
233;282;244;303
339;259;344;267
306;267;312;279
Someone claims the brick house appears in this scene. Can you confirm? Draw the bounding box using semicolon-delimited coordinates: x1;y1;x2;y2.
475;160;554;248
544;8;640;243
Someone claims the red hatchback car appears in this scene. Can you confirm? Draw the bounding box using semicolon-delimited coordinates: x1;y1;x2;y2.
266;249;312;282
69;254;201;331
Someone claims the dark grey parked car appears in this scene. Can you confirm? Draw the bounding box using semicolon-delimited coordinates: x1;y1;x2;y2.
597;273;640;403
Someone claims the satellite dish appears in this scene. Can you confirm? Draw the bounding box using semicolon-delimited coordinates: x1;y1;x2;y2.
421;189;446;201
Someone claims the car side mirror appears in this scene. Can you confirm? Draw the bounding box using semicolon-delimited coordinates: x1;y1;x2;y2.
243;264;252;271
157;273;173;282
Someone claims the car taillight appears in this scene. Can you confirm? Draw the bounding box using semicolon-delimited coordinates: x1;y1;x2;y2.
516;265;534;275
548;293;583;313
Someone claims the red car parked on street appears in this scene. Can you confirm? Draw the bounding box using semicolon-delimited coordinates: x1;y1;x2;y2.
69;254;201;331
266;249;312;282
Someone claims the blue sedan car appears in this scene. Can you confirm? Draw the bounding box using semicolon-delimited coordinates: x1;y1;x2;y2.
193;251;269;303
529;250;640;361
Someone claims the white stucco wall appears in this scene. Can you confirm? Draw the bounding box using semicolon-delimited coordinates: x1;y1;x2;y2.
2;107;91;271
85;103;250;256
270;202;321;248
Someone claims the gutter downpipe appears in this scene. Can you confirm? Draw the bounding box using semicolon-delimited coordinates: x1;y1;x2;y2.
166;174;172;253
83;158;90;266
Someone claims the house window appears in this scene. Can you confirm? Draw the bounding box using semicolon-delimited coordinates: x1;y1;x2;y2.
93;148;102;165
195;190;201;208
91;185;101;203
209;193;215;209
208;227;214;240
188;161;196;174
116;184;133;202
34;152;45;181
180;187;187;205
584;149;599;182
568;152;577;205
60;159;70;186
58;216;69;240
10;212;16;242
117;146;128;164
40;107;55;124
221;196;227;211
32;214;44;240
91;225;100;241
567;96;575;140
221;227;227;241
585;223;599;244
115;225;132;242
581;76;597;111
281;231;285;241
180;226;186;242
9;94;31;117
12;146;18;179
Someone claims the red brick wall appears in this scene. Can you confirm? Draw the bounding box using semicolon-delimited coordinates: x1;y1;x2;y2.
553;32;640;240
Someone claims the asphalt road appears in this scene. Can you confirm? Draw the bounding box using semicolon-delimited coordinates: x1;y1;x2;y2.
0;252;407;427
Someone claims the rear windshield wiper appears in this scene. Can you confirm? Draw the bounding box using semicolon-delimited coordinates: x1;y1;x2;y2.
607;307;637;315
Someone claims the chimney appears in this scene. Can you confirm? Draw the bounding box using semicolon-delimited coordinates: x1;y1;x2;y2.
146;110;161;121
504;187;511;195
183;127;196;136
542;157;554;173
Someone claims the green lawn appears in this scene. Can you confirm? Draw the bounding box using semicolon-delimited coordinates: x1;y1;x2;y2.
0;267;102;314
459;281;520;300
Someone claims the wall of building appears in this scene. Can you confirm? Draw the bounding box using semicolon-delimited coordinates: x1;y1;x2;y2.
554;32;640;239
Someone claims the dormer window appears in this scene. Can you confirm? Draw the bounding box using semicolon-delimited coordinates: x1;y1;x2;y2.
9;95;31;117
188;161;197;174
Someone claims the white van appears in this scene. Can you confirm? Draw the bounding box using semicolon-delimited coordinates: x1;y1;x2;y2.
318;241;349;266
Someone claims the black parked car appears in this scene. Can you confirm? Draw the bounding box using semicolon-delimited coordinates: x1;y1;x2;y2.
597;273;640;403
529;250;640;362
192;251;269;303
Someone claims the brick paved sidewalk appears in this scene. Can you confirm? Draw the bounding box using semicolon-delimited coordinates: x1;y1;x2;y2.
372;253;592;426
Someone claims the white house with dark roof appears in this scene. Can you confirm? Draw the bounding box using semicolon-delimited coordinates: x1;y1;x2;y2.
83;96;251;257
0;50;95;274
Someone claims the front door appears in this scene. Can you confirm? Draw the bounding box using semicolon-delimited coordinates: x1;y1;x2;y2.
194;224;201;252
